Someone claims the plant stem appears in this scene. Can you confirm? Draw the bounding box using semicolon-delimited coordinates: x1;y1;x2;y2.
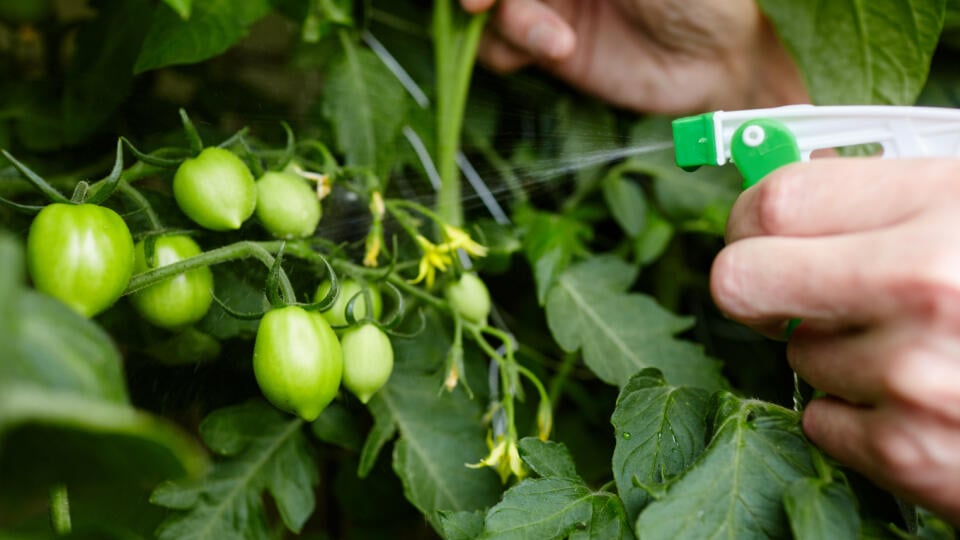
433;0;487;227
116;181;162;230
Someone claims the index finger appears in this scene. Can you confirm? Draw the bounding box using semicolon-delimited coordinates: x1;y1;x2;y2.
726;158;960;243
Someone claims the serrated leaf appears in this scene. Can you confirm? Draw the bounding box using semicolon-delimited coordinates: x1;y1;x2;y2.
481;479;630;540
635;393;816;539
516;438;579;480
758;0;945;105
783;478;859;540
151;401;317;540
545;256;725;389
515;206;592;305
440;510;487;540
135;0;272;73
603;172;647;237
634;207;674;266
381;369;501;529
322;37;408;179
570;493;632;540
611;369;710;523
482;478;594;539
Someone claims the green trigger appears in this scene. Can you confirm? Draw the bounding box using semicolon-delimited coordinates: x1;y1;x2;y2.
729;119;802;189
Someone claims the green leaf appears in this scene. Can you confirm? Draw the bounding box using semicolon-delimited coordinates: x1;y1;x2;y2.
569;493;632;540
7;291;129;403
635;393;816;539
0;233;22;347
322;35;409;179
376;368;501;529
135;0;272;73
783;478;860;540
63;0;151;144
515;205;592;305
440;510;487;540
151;401;317;540
516;437;579;480
0;385;207;488
311;401;363;451
634;207;674;266
758;0;946;105
602;171;647;237
611;369;711;522
545;256;725;389
164;0;193;19
481;478;630;540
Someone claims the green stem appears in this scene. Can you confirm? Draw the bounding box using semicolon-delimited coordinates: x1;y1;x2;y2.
49;484;71;536
116;181;162;230
547;352;578;406
433;1;488;226
124;241;295;301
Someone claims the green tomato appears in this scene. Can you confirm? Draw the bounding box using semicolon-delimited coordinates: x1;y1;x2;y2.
27;203;134;318
130;235;213;329
340;323;393;404
0;0;52;24
444;272;491;324
253;306;343;421
173;147;256;231
315;279;382;327
255;171;321;239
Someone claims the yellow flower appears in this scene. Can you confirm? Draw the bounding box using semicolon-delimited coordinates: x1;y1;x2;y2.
466;434;526;484
443;224;488;258
409;235;453;288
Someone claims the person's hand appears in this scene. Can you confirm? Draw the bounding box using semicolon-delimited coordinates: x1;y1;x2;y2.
712;158;960;523
459;0;808;114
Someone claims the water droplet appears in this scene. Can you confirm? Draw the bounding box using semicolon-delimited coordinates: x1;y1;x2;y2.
622;432;632;440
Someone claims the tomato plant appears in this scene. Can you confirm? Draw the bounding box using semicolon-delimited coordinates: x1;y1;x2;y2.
339;323;394;403
173;147;257;231
130;235;214;329
1;1;957;539
253;306;343;422
255;171;322;238
26;203;134;318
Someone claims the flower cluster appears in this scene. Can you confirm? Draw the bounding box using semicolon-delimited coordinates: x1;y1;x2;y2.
410;225;488;288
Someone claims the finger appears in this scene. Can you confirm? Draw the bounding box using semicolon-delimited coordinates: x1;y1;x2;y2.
711;232;899;325
478;32;533;73
461;0;496;13
804;398;960;520
726;159;960;243
491;0;576;60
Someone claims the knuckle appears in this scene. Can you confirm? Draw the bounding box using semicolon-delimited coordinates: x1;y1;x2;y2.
879;348;928;403
870;422;928;475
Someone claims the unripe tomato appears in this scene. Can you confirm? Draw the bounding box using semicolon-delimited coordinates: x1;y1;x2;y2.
444;272;491;324
173;147;256;231
315;279;382;327
255;171;321;239
253;306;343;421
130;235;213;329
27;203;134;317
0;0;53;24
340;323;393;404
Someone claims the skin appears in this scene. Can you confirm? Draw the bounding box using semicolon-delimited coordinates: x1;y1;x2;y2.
460;0;807;114
466;0;960;524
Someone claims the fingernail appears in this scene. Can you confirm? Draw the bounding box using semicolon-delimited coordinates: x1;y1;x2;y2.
527;22;573;59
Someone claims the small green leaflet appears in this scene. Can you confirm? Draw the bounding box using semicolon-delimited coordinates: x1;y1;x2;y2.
783;478;860;540
440;510;487;540
135;0;272;73
479;439;631;539
759;0;946;105
611;369;711;523
545;256;725;389
635;393;816;539
602;169;647;238
515;205;592;305
151;401;317;540
322;35;409;180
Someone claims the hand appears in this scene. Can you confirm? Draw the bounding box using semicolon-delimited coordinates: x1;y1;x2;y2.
460;0;808;113
712;158;960;523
